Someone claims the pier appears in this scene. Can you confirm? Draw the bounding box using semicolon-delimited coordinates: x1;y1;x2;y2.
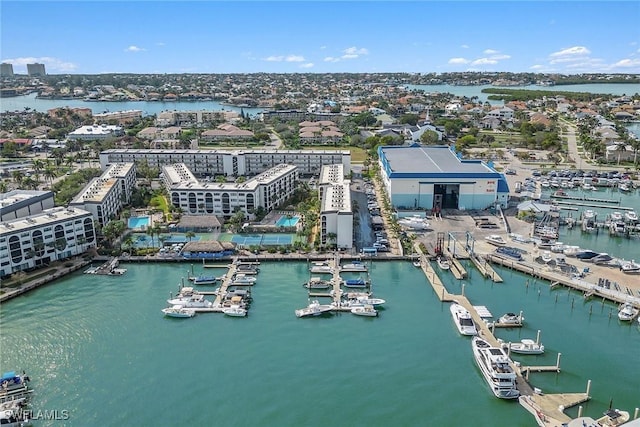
413;243;592;426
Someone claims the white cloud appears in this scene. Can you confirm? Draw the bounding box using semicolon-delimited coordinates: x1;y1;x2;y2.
264;54;305;62
285;55;305;62
448;57;469;65
2;56;77;72
156;42;165;47
471;58;498;66
125;45;145;52
320;46;327;50
549;46;591;63
324;56;340;63
490;54;511;60
300;62;314;69
340;46;368;60
610;58;640;68
483;49;499;55
460;44;470;49
530;64;545;70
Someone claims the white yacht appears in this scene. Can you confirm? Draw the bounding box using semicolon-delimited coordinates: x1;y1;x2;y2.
620;260;640;274
471;337;519;399
340;261;368;272
503;339;544;355
309;261;334;274
583;209;595;219
303;277;332;290
437;257;451;270
485;235;507;246
625;210;638;222
0;406;30;427
351;304;378;317
222;305;247;317
167;294;213;308
449;302;477;336
162;305;196;318
493;312;524;327
617;302;639;321
231;274;257;285
610;211;623;222
295;300;333;318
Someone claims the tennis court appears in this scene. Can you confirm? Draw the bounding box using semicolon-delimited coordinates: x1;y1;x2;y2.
227;233;295;246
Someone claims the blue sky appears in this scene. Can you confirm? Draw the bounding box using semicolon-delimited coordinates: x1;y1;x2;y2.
2;1;639;74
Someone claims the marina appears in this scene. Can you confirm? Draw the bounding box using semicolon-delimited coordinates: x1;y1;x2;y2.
1;254;638;425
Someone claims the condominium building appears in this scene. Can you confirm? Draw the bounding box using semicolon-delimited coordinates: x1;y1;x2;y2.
0;63;14;77
0;190;55;222
93;110;143;125
0;206;96;277
156;110;240;127
162;163;298;219
26;63;46;76
318;165;353;249
69;163;136;225
67;125;125;141
100;148;350;177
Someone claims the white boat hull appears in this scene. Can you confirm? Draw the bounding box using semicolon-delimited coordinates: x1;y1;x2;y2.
450;302;477;336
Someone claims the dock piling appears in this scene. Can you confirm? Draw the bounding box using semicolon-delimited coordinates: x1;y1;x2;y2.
586;379;592;396
536;330;541;346
634;408;639;420
556;353;562;370
578;406;583;417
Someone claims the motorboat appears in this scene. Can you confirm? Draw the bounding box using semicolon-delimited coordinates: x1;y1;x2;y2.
471;337;519;399
303;277;332;290
295;300;333;318
540;251;553;263
236;264;260;274
412;260;421;268
162;305;196;318
588;253;613;265
351;304;378;317
563;246;583;257
191;275;218;285
222;305;247;317
596;408;630;426
618;182;631;192
231;274;257;285
340;261;368;272
398;216;430;230
620;260;640;274
495;312;524;326
576;250;600;260
503;339;544;355
309;261;333;274
495;246;523;261
343;278;368;288
449;302;477;336
352;295;385;306
617;302;639;321
0;406;30;427
437;257;451;270
485;235;507;246
625;210;638;222
610;211;623;222
582;183;594;191
0;372;30;396
167;294;213;308
582;209;595;219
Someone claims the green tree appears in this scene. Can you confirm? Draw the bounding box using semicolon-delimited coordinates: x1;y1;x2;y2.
420;130;440;144
185;231;196;242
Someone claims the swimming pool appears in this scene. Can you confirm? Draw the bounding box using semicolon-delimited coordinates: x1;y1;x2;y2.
128;216;151;229
276;215;300;227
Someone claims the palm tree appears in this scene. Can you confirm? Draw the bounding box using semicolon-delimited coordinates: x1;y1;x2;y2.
122;235;134;253
43;165;58;185
185;231;196;242
0;180;8;193
11;170;25;186
615;143;627;165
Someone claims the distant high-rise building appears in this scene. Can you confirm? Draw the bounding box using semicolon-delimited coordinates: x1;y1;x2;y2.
0;63;14;76
27;63;46;76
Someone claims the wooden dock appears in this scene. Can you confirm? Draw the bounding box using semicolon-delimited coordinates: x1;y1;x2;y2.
470;254;503;282
212;263;238;307
414;242;593;426
449;256;468;280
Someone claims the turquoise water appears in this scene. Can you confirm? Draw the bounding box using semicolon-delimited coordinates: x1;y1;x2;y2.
1;261;638;426
127;216;150;229
275;215;300;227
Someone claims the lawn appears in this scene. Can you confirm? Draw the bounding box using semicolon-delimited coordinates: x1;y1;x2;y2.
150;194;169;215
300;145;367;162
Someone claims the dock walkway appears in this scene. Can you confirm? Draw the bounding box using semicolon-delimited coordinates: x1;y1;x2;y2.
413;243;591;426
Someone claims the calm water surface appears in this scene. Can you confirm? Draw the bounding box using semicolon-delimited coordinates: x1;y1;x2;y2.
1;260;638;426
